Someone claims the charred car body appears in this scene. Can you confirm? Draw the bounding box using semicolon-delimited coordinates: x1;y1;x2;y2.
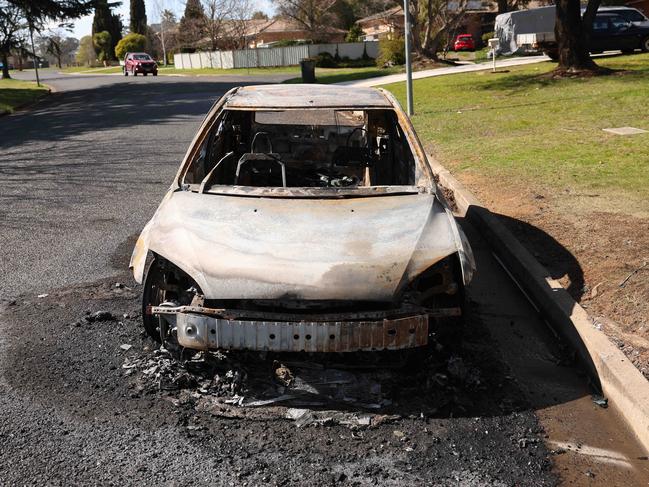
130;84;475;353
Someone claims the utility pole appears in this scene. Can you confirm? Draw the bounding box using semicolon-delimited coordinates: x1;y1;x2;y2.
403;0;414;116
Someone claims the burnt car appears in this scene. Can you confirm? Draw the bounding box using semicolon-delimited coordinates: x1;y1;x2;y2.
130;84;475;353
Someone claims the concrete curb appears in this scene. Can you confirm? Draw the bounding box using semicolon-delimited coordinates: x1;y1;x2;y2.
429;156;649;453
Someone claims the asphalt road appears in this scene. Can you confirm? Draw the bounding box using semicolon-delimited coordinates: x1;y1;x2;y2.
0;69;291;300
1;70;648;485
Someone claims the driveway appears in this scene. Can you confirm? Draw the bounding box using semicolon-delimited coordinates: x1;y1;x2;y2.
341;55;550;87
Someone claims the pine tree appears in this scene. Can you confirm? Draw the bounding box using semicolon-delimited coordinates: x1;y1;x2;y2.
92;0;122;60
178;0;205;51
129;0;147;35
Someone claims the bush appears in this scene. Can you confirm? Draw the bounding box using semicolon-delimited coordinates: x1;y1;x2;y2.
93;31;112;64
315;52;337;68
114;33;147;60
345;24;364;43
481;31;495;48
313;52;375;69
376;37;405;67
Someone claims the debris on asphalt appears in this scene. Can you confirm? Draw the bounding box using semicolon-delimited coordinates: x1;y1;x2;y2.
120;344;133;351
284;408;396;429
37;293;49;298
591;395;608;408
85;310;114;323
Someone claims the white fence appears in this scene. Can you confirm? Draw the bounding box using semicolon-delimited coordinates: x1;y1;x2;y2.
174;42;379;70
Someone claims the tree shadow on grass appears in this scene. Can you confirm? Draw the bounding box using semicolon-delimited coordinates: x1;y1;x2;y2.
477;54;649;91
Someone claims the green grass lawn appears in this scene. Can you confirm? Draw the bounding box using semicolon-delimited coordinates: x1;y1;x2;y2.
445;47;491;64
283;66;402;84
0;78;49;115
383;53;649;203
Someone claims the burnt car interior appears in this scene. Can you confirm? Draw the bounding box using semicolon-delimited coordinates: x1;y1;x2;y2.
183;108;417;190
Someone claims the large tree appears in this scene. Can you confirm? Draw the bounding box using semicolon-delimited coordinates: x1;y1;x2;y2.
496;0;531;14
3;0;95;77
178;0;206;51
156;9;177;64
202;0;234;51
76;34;95;65
93;0;123;61
273;0;340;41
38;32;79;67
555;0;601;73
130;0;147;34
408;0;469;61
6;0;96;21
0;1;26;78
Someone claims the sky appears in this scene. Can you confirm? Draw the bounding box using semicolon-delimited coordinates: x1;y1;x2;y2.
66;0;275;39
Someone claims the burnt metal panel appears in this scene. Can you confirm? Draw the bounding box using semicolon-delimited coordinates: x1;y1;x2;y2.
162;312;430;352
224;85;393;109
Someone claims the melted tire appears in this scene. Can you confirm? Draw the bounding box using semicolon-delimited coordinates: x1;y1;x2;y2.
141;258;166;342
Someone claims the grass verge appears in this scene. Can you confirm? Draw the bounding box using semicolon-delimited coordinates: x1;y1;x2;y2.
61;66;123;74
283;66;402;84
383;53;649;203
0;78;49;115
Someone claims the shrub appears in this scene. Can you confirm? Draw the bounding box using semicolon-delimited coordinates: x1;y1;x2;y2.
345;24;364;43
376;37;405;67
315;52;337;68
114;33;148;60
93;31;112;64
481;31;495;48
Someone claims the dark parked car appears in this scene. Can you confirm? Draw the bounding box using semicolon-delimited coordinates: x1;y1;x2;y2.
123;52;158;76
590;9;649;53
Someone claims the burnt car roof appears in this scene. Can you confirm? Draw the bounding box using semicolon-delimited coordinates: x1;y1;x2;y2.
223;84;394;110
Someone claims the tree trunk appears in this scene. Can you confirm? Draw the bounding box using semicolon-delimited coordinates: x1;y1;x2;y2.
555;0;598;72
1;52;10;79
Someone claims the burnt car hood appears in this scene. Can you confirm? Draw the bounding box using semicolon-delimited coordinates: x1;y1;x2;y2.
130;189;473;301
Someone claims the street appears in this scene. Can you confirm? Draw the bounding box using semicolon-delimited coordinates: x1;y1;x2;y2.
1;70;648;485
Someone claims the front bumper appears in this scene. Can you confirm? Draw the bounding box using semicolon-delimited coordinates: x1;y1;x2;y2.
134;65;157;73
150;305;460;352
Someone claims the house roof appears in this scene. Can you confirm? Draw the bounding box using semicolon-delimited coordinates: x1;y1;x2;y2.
245;17;346;37
357;6;404;25
224;84;393;109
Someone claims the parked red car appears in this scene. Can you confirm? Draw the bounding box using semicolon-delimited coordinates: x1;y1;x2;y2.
454;34;476;51
123;52;158;76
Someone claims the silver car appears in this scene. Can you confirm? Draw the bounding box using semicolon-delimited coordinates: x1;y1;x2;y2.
130;84;475;353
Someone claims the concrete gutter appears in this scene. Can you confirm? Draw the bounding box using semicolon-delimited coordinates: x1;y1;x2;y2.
429;156;649;453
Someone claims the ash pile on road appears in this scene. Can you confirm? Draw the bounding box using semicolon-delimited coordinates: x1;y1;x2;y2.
122;342;492;428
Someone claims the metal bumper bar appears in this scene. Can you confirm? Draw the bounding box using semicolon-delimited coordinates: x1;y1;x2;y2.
150;305;459;352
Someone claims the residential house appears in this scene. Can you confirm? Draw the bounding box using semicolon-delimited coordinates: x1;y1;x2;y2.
244;17;346;48
356;6;404;41
357;3;498;47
